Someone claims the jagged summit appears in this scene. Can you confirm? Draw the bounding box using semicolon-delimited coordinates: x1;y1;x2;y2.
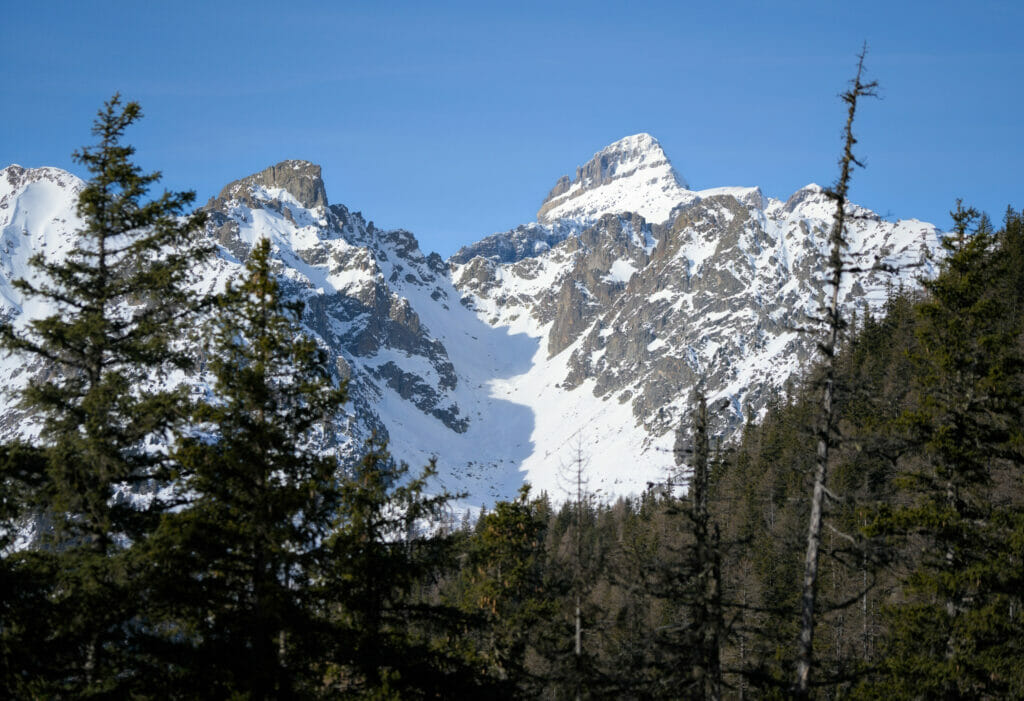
207;159;328;211
537;133;690;225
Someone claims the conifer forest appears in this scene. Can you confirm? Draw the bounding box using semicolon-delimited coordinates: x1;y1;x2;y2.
2;64;1024;699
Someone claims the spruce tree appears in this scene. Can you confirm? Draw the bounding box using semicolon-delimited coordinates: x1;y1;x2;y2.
456;485;557;696
0;442;53;698
0;95;211;695
146;237;346;698
683;390;724;701
865;206;1024;697
634;390;725;700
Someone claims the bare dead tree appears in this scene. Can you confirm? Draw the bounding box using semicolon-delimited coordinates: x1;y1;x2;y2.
794;45;878;699
557;438;594;701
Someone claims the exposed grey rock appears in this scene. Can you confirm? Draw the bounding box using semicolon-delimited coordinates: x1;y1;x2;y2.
194;162;469;438
455;170;943;464
547;212;654;356
545;175;572;202
207;159;329;211
449;220;582;265
372;361;467;433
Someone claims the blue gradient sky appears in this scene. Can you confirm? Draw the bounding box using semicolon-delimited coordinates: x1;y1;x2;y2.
3;1;1021;256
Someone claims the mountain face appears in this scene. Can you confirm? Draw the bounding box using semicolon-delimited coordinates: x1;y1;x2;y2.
0;135;945;504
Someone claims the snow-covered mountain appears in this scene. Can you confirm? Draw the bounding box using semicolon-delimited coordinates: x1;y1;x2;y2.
536;133;691;225
0;135;946;505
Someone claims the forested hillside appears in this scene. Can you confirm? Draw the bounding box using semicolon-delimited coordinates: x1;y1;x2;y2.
424;205;1024;699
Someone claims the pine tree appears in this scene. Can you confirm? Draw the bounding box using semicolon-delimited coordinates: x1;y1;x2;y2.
145;237;346;698
0;95;211;695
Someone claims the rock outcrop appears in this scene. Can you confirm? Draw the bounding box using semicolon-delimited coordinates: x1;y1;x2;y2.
207;159;329;212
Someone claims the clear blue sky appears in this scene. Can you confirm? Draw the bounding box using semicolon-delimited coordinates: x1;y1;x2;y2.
3;1;1021;257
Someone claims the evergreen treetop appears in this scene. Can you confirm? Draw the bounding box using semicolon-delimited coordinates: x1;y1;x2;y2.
0;94;213;697
0;94;213;545
150;236;346;697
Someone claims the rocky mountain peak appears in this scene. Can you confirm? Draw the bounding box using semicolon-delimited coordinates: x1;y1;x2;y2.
582;133;683;187
207;159;329;211
2;165;82;197
2;164;29;190
537;133;690;225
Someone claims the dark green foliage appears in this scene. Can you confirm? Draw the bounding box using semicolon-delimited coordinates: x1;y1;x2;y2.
860;206;1024;698
1;96;211;545
680;390;724;701
3;95;1024;699
432;224;1024;698
453;485;559;696
319;437;487;699
0;95;212;696
704;207;1024;698
146;239;482;698
711;390;814;695
144;237;346;697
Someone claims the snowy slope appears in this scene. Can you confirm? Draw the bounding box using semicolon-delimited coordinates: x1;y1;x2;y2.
0;162;539;507
0;166;83;320
0;166;88;440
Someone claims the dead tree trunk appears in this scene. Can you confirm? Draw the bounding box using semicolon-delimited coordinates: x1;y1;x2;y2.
794;45;877;699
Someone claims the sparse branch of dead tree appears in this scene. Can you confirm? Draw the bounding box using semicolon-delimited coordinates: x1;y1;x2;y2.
556;437;594;701
795;43;878;700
